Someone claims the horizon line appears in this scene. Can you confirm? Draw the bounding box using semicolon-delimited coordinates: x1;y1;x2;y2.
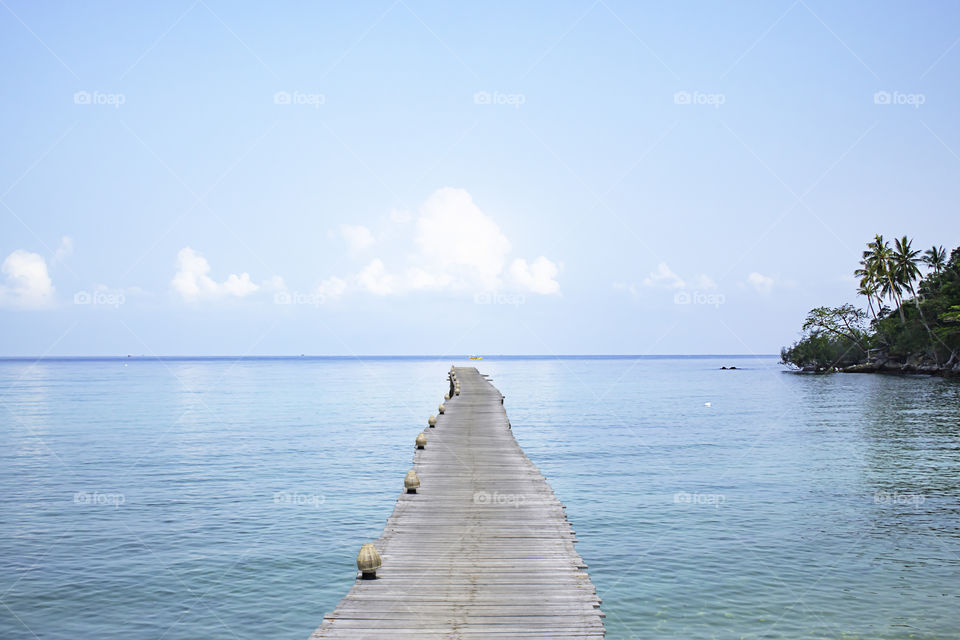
0;353;779;361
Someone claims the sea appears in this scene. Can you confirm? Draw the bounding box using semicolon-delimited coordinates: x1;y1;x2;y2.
1;355;958;639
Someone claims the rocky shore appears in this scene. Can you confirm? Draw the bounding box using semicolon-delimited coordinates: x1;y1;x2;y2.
781;239;960;378
792;354;960;377
840;354;960;377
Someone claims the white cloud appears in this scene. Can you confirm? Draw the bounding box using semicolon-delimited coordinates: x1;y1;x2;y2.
171;248;219;299
626;266;718;298
320;188;560;298
262;275;287;292
404;266;454;291
509;256;560;294
340;224;375;252
355;259;396;296
414;187;512;291
171;247;276;300
0;250;55;309
223;272;259;297
643;262;686;289
690;274;718;290
613;282;639;296
316;276;347;300
53;236;73;264
747;272;775;294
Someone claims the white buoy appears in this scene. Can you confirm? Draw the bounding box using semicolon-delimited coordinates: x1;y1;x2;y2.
404;469;420;493
357;543;382;579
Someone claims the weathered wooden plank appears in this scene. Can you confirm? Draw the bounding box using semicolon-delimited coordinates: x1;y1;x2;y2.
311;367;605;639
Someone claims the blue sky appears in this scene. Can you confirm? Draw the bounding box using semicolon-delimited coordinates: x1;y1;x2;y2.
1;1;958;356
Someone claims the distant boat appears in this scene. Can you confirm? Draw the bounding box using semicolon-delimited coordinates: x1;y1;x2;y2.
469;355;483;360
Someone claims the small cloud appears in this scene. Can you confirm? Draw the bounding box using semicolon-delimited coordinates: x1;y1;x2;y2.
223;273;259;297
404;266;454;291
631;267;719;298
171;247;219;299
53;236;74;265
643;262;686;289
262;275;287;292
690;274;717;290
171;247;277;301
613;282;639;296
509;256;560;294
747;272;775;294
356;259;395;295
340;224;375;252
0;249;55;309
316;276;347;299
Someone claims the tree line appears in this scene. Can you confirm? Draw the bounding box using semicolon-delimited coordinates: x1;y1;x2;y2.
781;236;960;372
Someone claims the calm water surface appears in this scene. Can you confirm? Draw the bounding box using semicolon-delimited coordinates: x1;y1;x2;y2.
1;357;958;639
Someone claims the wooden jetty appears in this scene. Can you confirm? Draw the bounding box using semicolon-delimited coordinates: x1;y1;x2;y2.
311;366;605;639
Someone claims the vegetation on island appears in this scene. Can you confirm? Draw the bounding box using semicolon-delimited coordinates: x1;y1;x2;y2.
781;236;960;374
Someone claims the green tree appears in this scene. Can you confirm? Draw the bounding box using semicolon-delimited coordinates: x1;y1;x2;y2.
801;304;869;350
923;245;946;280
894;235;939;363
781;305;869;370
856;278;879;321
786;237;960;373
864;234;907;324
854;253;886;323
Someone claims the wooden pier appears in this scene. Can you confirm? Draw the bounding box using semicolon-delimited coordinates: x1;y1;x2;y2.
311;366;605;639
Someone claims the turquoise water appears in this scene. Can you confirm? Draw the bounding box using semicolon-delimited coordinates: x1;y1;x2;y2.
1;356;959;639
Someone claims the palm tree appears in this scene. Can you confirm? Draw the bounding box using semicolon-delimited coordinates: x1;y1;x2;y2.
854;262;882;321
894;235;940;364
922;245;946;278
893;236;922;297
864;234;906;324
856;279;878;320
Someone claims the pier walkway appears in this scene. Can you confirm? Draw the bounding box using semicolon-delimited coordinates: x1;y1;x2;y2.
311;367;605;639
